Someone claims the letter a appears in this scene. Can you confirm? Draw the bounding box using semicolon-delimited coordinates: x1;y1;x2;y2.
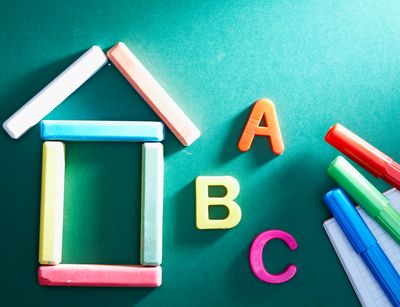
195;176;241;229
238;98;284;154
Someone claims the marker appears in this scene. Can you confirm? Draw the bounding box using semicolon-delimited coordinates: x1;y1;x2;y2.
327;156;400;245
323;188;400;306
325;123;400;190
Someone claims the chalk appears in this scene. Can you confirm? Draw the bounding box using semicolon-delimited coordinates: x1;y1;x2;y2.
38;264;162;287
141;143;164;266
107;42;200;146
238;98;284;154
41;120;164;142
195;176;241;229
2;46;107;139
249;230;297;284
39;141;66;265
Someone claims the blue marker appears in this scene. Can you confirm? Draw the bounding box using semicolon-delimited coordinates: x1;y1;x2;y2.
323;188;400;306
41;120;164;142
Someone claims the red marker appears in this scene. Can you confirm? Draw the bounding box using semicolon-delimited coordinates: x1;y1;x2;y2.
325;123;400;190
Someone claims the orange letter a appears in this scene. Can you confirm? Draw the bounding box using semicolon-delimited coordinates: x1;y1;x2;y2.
238;98;284;154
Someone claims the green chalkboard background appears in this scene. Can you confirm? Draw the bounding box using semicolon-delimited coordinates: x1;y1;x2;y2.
1;0;400;306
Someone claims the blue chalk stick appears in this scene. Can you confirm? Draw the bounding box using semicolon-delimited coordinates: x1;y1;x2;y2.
41;120;164;142
141;143;164;266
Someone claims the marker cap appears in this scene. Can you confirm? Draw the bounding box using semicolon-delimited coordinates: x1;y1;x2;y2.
323;188;376;253
376;205;400;242
325;124;392;177
327;156;388;217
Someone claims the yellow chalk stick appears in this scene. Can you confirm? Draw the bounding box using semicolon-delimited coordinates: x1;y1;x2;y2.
195;176;241;229
39;141;66;265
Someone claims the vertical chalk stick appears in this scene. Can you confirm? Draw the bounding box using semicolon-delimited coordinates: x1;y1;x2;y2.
38;264;162;287
141;143;164;266
3;46;107;139
41;120;165;142
39;141;66;265
107;42;201;146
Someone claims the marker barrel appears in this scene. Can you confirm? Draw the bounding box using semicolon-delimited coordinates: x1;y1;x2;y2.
325;124;391;177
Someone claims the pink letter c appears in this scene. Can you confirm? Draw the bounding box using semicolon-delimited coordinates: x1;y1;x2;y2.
249;229;297;284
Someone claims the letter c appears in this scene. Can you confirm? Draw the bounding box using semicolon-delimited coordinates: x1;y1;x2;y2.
249;230;297;284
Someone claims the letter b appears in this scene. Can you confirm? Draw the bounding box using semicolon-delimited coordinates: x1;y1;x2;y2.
196;176;241;229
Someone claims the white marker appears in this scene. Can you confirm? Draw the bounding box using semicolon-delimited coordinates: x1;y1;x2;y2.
3;46;107;139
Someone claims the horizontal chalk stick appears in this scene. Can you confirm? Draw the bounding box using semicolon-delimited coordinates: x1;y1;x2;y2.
3;46;107;139
39;142;65;265
38;265;162;287
107;42;201;146
41;120;165;142
141;143;164;266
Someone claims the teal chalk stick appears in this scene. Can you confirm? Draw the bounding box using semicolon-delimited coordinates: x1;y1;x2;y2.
141;143;164;266
41;120;164;142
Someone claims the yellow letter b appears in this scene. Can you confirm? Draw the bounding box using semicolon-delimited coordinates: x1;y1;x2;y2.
196;176;241;229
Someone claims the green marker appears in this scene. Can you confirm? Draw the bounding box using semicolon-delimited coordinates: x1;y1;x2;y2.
327;156;400;245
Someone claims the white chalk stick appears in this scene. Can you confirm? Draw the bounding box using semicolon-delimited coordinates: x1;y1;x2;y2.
107;42;201;146
141;143;164;266
3;46;107;139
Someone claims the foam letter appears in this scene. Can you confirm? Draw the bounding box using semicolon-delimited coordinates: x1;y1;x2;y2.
196;176;241;229
238;98;284;154
249;230;297;284
39;141;66;265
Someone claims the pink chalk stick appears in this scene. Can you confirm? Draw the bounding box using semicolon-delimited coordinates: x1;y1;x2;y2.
249;230;297;284
107;42;201;146
38;264;162;287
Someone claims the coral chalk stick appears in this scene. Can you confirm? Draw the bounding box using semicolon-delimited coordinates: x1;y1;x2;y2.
38;264;162;287
107;42;200;146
